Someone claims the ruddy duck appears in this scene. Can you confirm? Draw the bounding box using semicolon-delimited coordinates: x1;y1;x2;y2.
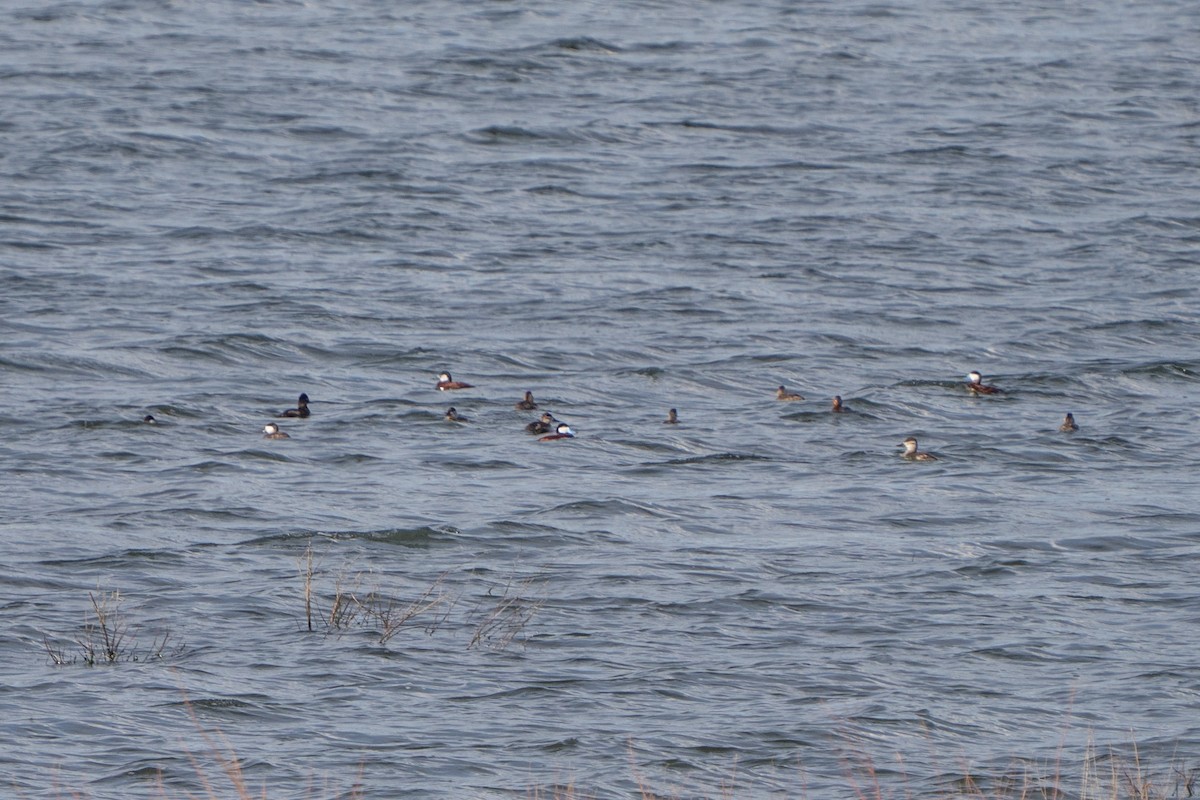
1059;412;1078;432
142;414;157;424
436;372;473;391
899;436;937;461
526;412;557;434
966;371;1002;395
278;392;310;418
515;391;537;410
663;408;679;424
263;422;290;439
539;423;574;441
776;385;804;401
831;396;847;413
445;407;469;423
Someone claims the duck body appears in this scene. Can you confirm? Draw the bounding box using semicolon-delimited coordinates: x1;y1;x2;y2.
1059;412;1078;432
776;385;804;401
278;392;310;418
515;391;537;411
526;412;557;434
899;436;937;461
663;408;679;424
263;422;290;439
831;396;846;413
436;372;473;391
966;371;1002;395
445;407;469;423
539;423;574;442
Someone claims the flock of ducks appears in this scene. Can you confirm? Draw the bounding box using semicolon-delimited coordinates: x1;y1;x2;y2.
253;373;582;443
437;373;577;441
794;368;1070;463
898;370;1078;461
144;370;1079;460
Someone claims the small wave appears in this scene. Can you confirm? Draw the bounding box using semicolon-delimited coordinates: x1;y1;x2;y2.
1121;360;1198;380
285;124;365;140
1;239;60;250
162;332;295;365
547;36;621;53
433;458;525;471
658;452;771;466
536;497;680;519
320;453;386;465
331;526;461;547
969;645;1061;663
40;548;187;569
464;125;549;144
463;124;617;147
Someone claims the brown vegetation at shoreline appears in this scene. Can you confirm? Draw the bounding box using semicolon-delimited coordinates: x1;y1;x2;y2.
40;717;1199;799
33;565;1196;799
524;739;1197;800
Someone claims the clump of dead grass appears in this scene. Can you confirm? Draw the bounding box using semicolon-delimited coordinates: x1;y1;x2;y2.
467;573;546;651
518;737;1198;800
838;735;1198;800
299;542;544;651
43;588;177;666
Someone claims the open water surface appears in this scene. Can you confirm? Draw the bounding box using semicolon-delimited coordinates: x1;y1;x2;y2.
2;1;1200;797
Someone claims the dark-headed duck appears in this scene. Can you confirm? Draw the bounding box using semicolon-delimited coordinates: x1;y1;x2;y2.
445;407;469;423
278;392;310;418
831;396;847;413
663;408;679;424
1059;412;1078;432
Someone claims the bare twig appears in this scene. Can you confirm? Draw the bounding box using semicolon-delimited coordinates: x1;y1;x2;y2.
467;576;545;651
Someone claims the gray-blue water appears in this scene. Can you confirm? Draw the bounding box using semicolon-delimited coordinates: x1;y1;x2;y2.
3;1;1199;797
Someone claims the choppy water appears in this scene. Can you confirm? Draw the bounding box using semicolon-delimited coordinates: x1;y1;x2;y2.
3;1;1200;797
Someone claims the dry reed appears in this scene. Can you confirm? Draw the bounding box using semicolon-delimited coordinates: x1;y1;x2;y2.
43;588;175;666
299;540;542;651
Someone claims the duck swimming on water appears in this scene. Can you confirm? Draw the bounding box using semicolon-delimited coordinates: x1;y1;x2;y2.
899;436;937;461
263;422;290;439
966;371;1002;395
539;423;574;442
278;392;310;418
437;372;473;391
526;412;557;434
